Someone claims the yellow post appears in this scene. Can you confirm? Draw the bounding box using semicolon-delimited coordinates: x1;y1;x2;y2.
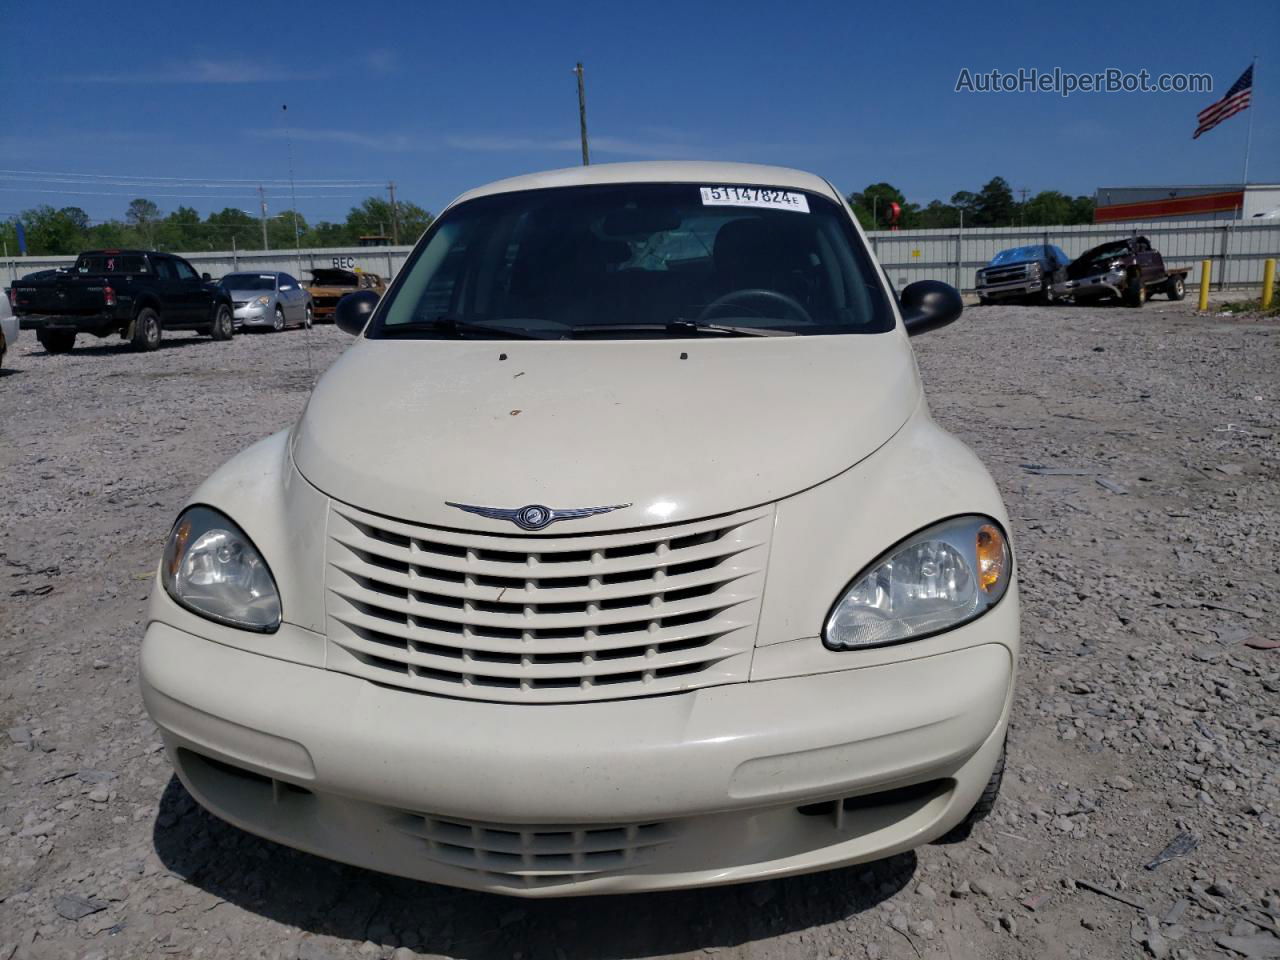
1263;258;1276;310
1198;259;1212;311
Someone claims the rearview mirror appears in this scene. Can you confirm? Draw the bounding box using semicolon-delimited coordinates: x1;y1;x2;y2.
201;272;212;281
898;280;963;337
335;290;380;335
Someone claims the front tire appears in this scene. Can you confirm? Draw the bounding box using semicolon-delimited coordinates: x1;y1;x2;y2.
936;741;1005;842
272;306;285;332
1122;272;1146;308
1167;275;1186;301
130;308;162;351
304;304;313;329
210;304;234;341
38;329;77;354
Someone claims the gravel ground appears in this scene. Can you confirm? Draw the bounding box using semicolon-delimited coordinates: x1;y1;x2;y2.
1;299;1278;960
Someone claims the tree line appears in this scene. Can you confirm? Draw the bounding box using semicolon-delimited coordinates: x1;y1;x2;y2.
2;196;434;257
3;176;1094;256
847;177;1095;230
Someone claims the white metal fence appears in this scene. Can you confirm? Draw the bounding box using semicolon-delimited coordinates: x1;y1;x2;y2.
6;218;1279;293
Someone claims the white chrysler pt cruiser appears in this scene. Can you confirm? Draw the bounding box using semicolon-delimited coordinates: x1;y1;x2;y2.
141;162;1018;896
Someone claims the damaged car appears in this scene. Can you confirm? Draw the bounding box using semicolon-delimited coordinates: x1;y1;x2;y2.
306;268;385;322
1052;236;1188;307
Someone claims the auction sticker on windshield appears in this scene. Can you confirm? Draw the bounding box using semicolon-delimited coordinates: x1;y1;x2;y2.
700;186;810;213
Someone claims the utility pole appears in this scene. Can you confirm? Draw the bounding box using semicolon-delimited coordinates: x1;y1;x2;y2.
574;62;590;166
388;181;400;244
258;185;269;251
1018;187;1029;227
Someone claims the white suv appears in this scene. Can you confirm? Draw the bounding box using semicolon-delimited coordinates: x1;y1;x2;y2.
140;162;1018;896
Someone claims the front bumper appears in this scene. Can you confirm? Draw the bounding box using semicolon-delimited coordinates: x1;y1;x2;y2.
1052;269;1125;300
140;597;1016;896
976;277;1044;299
233;307;272;327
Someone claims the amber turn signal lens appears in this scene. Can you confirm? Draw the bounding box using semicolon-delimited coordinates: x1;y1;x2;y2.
166;518;192;578
976;524;1008;592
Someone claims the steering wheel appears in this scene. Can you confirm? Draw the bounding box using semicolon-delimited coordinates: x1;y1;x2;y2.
696;288;813;326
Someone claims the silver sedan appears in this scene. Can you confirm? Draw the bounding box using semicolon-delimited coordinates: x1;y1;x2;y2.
221;272;313;331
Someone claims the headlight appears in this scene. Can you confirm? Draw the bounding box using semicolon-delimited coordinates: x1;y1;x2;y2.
252;295;271;307
161;506;281;632
823;515;1011;650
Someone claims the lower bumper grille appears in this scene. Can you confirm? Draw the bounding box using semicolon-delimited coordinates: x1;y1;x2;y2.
324;502;772;703
395;813;678;885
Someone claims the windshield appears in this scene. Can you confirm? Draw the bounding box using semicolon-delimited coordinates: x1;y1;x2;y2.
989;246;1048;266
75;254;149;274
1080;241;1130;270
221;273;276;291
370;183;893;339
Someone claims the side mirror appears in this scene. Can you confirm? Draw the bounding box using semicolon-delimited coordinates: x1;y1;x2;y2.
201;272;212;281
898;280;963;337
335;290;379;335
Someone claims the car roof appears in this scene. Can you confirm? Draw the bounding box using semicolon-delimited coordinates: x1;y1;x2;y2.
450;161;842;208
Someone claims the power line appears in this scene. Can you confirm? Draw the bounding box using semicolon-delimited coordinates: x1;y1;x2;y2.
0;174;367;191
0;187;358;200
0;168;383;186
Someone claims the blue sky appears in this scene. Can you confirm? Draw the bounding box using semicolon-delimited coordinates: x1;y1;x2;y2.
2;0;1276;225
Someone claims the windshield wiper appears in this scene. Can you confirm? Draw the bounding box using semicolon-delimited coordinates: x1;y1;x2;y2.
571;319;794;339
379;316;543;340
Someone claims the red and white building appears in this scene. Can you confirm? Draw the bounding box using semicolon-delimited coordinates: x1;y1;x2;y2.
1094;184;1280;223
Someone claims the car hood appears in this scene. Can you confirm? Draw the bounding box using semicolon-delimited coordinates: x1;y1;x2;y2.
982;258;1040;270
225;289;276;300
291;333;921;531
1066;243;1129;279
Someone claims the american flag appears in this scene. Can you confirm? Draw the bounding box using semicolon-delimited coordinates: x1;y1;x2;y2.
1194;64;1253;139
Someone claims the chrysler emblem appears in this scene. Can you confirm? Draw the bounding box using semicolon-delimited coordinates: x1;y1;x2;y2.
445;501;630;531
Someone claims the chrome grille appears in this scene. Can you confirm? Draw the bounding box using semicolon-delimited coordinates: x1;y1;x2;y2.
323;502;772;703
394;812;678;885
981;264;1030;285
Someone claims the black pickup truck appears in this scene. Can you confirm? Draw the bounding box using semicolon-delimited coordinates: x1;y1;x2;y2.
10;250;235;353
1050;236;1189;307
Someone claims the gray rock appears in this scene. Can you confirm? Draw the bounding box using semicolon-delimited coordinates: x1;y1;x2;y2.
1210;879;1239;900
296;940;337;960
54;894;107;921
6;726;33;747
